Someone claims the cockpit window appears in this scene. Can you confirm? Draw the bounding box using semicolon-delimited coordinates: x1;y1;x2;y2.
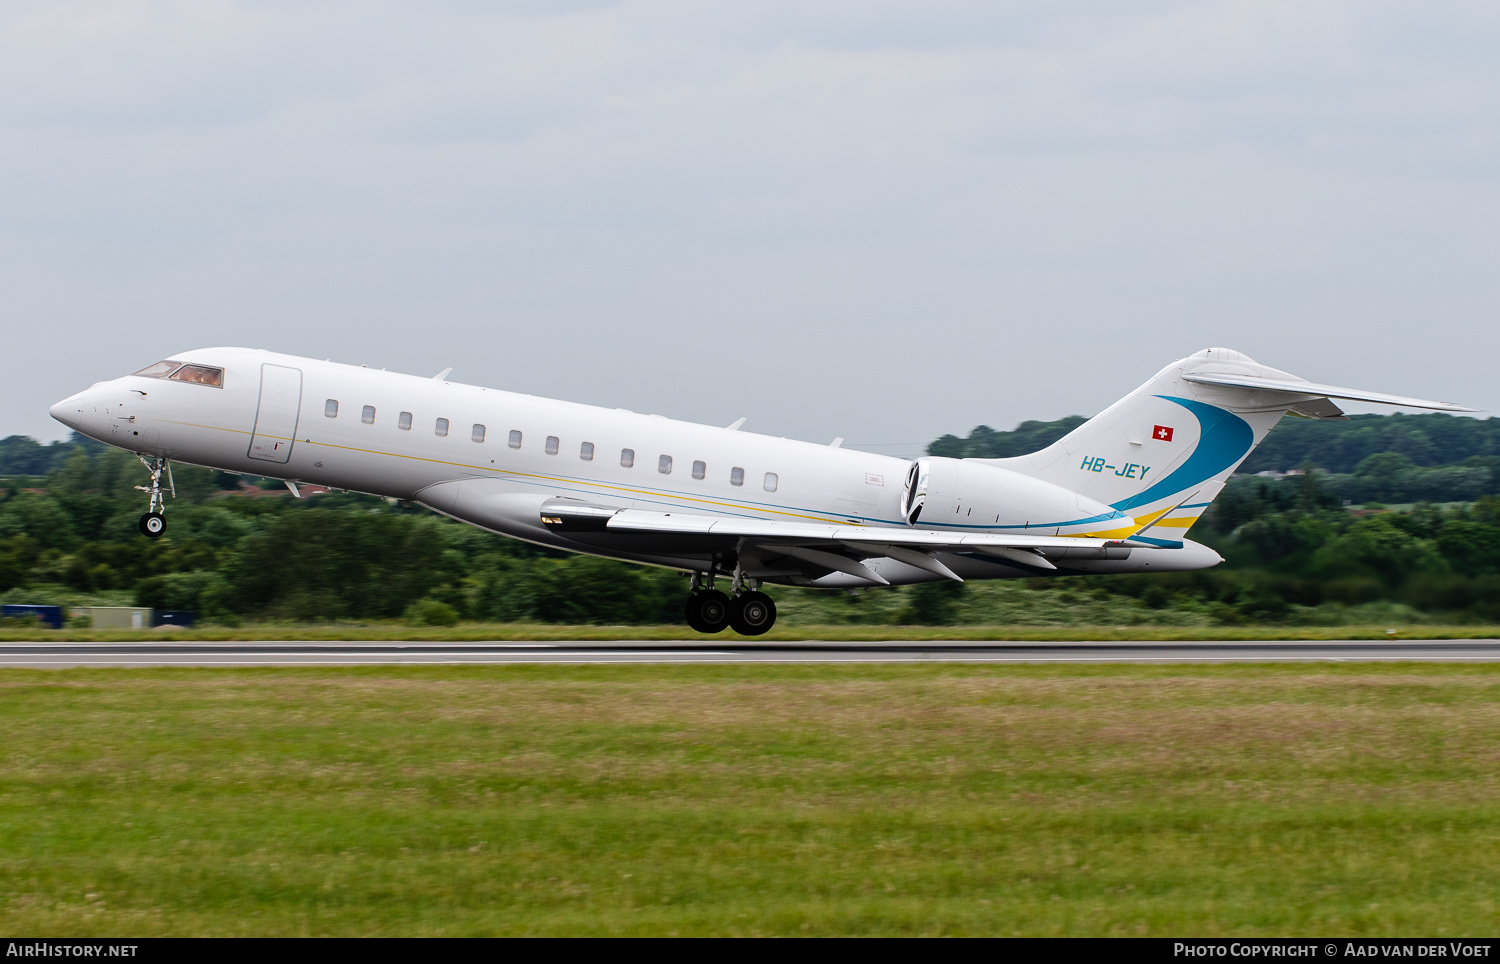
133;360;183;379
167;365;225;388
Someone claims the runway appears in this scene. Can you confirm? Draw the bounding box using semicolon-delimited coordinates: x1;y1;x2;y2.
2;639;1500;667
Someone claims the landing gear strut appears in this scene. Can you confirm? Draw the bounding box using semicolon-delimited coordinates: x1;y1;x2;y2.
136;456;174;539
684;571;776;636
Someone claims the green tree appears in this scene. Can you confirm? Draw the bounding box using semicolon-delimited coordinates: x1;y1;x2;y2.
1437;521;1500;575
0;494;76;550
227;511;461;620
1310;515;1449;587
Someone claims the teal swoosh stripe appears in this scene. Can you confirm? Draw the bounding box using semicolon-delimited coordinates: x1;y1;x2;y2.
1110;396;1253;512
1128;534;1185;548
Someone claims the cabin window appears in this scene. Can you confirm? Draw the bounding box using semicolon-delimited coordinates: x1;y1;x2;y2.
508;430;522;449
658;455;673;474
763;472;778;492
580;441;594;461
324;399;339;418
730;467;744;486
362;405;376;424
398;411;412;431
692;460;706;480
472;424;486;443
620;448;635;468
435;417;449;437
545;436;559;455
133;360;183;379
168;364;224;387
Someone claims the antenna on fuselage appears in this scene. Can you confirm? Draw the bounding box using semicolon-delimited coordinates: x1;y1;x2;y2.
726;417;746;430
433;367;453;381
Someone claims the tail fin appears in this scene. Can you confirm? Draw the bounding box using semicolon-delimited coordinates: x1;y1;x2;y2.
982;348;1475;545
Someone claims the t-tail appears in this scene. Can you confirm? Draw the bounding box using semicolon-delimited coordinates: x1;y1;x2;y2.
981;348;1477;547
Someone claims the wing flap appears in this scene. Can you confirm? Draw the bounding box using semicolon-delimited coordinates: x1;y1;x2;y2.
600;507;1128;551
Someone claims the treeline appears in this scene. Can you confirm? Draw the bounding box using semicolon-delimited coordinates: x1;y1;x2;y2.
931;411;1500;476
0;445;688;626
1185;475;1500;623
0;433;106;476
1235;453;1500;507
927;417;1087;460
4;419;1500;626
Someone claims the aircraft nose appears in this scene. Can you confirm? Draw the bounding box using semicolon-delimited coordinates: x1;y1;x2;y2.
50;392;87;431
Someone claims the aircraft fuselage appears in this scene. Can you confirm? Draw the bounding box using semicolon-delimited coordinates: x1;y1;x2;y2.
51;347;1222;588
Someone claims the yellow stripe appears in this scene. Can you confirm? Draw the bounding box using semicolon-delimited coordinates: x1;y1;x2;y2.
157;418;862;527
1078;504;1182;539
1147;516;1201;529
156;417;1144;539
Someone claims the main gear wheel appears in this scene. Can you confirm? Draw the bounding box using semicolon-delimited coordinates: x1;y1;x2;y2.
685;589;731;634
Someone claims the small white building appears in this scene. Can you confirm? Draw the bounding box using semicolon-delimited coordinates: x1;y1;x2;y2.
73;606;154;629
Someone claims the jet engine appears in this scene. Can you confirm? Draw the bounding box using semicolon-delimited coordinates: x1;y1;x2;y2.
900;457;1123;536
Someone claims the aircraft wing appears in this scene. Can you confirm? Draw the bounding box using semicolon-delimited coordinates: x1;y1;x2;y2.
604;507;1105;548
541;499;1143;582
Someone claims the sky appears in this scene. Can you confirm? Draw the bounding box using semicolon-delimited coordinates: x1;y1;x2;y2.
3;1;1498;457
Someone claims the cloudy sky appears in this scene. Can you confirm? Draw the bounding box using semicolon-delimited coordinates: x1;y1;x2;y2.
3;1;1497;455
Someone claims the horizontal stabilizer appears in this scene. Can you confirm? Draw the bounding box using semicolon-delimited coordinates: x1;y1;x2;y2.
1285;397;1347;420
1181;372;1477;413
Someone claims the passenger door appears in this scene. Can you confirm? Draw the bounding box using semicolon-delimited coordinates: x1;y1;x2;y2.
248;364;303;463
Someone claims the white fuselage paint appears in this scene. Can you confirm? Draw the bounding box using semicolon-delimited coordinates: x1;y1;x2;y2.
51;347;1222;586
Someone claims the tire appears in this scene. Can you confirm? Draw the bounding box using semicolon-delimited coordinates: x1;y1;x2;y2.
729;591;776;636
139;512;166;538
684;590;731;634
684;593;707;632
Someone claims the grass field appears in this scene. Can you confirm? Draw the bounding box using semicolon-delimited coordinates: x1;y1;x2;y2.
2;664;1498;936
3;622;1500;642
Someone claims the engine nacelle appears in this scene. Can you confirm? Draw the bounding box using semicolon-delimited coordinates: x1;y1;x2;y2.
900;457;1122;535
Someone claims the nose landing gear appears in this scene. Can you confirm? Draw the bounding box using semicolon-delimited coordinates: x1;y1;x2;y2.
135;456;174;539
684;571;777;636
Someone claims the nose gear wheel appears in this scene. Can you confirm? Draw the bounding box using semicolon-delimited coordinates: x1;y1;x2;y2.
134;456;174;539
139;512;166;537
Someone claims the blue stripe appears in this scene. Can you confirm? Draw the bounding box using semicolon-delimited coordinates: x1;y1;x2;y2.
476;468;1131;532
1110;396;1253;512
1127;535;1185;549
920;509;1129;532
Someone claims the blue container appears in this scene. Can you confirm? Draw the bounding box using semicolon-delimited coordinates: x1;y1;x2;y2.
154;610;197;628
1;604;65;629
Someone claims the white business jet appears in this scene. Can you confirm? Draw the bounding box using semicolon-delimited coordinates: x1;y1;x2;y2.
50;347;1472;635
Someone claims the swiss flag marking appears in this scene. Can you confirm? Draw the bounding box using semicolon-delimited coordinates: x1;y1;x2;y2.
1152;425;1174;442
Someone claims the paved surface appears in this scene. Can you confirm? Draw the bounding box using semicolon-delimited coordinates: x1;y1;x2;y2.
1;639;1499;667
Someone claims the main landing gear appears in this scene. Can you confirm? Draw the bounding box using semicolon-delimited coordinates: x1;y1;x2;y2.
684;572;777;636
135;456;174;539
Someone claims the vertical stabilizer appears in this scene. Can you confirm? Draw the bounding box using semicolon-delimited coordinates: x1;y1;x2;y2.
980;348;1469;545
